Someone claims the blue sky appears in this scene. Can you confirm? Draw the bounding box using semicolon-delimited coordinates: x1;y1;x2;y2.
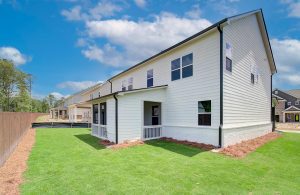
0;0;300;99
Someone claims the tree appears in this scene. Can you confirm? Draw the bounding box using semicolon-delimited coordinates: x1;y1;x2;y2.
46;94;56;109
0;59;32;112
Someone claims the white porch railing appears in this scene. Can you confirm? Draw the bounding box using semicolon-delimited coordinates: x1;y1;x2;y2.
143;125;162;140
92;124;108;139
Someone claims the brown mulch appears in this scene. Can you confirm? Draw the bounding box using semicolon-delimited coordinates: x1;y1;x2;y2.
99;139;115;146
0;129;36;195
219;132;281;158
160;137;216;150
108;140;144;150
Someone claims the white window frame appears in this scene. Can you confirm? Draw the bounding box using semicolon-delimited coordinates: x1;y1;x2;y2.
147;69;154;88
275;90;278;94
171;58;181;81
181;53;193;78
288;102;292;106
198;100;211;126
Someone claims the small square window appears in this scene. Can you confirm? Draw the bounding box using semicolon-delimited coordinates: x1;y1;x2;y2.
226;57;232;72
182;53;193;67
147;78;153;88
251;73;255;84
171;58;180;70
288;102;292;106
182;65;193;78
171;69;181;81
295;101;299;105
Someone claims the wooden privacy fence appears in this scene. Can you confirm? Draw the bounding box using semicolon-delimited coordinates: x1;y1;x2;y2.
0;112;47;167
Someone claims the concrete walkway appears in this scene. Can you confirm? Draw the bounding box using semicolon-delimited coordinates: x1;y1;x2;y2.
276;130;300;133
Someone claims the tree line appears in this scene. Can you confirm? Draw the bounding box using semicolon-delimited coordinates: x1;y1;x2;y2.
0;59;64;113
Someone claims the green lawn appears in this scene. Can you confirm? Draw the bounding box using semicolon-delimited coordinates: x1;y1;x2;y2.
21;128;300;194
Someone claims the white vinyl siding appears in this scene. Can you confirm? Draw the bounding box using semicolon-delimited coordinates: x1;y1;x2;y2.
223;14;272;127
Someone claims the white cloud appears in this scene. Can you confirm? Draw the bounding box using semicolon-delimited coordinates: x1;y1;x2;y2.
288;2;300;17
89;1;122;20
213;0;238;16
84;12;211;67
57;81;101;91
0;46;30;66
61;1;122;21
61;5;87;21
185;4;201;19
134;0;146;8
281;0;300;18
271;38;300;86
50;92;68;99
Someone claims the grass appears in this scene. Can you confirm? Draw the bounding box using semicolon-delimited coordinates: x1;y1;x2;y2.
21;128;300;194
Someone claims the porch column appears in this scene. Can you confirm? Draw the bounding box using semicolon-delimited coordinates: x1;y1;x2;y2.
74;107;77;122
283;112;285;123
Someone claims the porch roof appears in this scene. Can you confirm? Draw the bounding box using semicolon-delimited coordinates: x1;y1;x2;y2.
86;85;168;103
283;106;300;112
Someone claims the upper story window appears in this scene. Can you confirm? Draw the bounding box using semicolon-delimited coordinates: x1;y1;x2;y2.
98;91;101;97
288;102;292;106
198;100;211;126
128;77;133;90
122;80;127;91
182;53;193;78
295;101;299;105
275;90;278;94
171;58;181;81
147;69;153;88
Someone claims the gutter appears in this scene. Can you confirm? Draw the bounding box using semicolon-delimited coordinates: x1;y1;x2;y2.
271;75;275;132
113;94;118;144
217;25;224;148
108;80;113;93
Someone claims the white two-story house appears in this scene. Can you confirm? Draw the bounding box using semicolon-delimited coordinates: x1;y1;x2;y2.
88;9;277;147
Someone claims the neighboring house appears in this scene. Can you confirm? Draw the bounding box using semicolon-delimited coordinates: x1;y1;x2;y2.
50;83;102;123
87;9;276;147
272;89;300;123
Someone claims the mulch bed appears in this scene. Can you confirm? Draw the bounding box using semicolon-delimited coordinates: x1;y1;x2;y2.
160;137;216;150
0;129;36;195
219;132;281;158
99;140;115;146
108;140;144;149
99;139;144;149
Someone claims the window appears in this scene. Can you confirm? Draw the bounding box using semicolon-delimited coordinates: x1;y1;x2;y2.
226;57;232;72
198;100;211;126
295;101;299;105
147;69;153;88
100;102;107;125
251;73;255;84
122;80;127;91
152;106;159;125
171;58;181;81
288;102;292;106
182;53;193;78
128;77;133;90
275;90;278;94
93;104;98;124
98;92;101;97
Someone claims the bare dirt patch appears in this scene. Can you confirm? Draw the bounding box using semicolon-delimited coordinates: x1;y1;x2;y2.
219;132;281;158
0;129;35;195
160;137;216;151
108;140;144;149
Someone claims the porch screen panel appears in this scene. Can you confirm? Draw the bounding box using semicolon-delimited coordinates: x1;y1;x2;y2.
100;102;107;125
93;104;99;124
